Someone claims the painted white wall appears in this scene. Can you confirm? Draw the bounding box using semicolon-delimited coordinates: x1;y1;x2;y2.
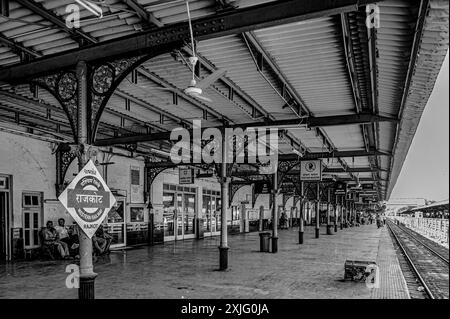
0;132;57;228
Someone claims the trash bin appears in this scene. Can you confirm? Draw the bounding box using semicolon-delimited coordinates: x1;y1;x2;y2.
259;232;271;252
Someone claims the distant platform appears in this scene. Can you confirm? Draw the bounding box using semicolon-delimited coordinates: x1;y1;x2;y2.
0;224;409;299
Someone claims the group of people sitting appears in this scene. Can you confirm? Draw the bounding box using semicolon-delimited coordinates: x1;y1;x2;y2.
40;218;113;260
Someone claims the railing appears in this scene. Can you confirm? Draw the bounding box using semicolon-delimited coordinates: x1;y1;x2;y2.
394;216;449;247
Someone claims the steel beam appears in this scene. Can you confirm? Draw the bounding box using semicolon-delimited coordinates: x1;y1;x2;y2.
145;150;391;168
0;32;42;58
94;113;397;146
1;0;380;82
232;167;386;177
122;0;164;28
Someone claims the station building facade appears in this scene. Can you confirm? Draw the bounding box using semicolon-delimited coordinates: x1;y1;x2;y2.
0;131;304;261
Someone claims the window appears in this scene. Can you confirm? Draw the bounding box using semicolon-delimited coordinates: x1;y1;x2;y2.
23;192;42;248
131;169;140;185
23;194;40;207
130;207;144;222
0;176;8;189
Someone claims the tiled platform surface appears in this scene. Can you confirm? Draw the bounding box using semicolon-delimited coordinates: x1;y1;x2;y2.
0;224;409;299
370;226;410;299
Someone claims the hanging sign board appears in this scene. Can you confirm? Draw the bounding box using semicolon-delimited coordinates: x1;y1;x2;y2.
334;181;347;195
254;181;271;194
362;184;374;190
300;160;322;181
58;160;116;238
179;168;195;184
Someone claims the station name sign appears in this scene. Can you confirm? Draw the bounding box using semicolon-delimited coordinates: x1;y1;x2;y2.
58;160;116;238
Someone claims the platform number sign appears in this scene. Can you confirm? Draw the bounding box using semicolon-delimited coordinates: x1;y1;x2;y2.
58;160;116;238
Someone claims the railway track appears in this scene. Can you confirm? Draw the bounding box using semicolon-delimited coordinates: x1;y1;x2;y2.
387;220;449;299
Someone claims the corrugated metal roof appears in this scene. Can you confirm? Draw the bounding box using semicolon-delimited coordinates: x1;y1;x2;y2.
386;0;449;199
0;0;447;201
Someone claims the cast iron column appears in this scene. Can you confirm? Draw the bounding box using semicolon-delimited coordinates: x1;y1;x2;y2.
326;188;332;235
259;205;263;232
271;172;278;253
298;181;304;244
334;194;338;232
219;136;230;270
76;61;97;299
340;195;344;229
349;200;353;227
315;182;320;238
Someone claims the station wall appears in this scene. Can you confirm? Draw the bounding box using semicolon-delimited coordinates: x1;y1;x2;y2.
0;131;299;260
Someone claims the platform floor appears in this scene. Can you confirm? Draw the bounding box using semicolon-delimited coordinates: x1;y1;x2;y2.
0;223;410;299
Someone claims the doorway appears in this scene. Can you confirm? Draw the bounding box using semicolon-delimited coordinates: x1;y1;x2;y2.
0;175;11;261
202;190;221;237
162;184;197;242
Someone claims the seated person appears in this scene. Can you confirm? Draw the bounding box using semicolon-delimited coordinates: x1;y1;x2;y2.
92;224;112;256
55;218;70;245
56;218;79;257
42;220;70;259
68;224;80;258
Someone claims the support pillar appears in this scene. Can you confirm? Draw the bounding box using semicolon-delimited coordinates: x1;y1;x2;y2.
218;137;230;270
334;194;338;232
271;172;278;253
349;200;353;227
299;181;304;244
315;182;320;238
340;196;344;229
326;188;332;235
76;61;97;299
259;205;264;232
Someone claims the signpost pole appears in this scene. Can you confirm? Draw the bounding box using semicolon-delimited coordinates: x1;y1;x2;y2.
299;181;304;244
76;61;97;299
271;172;278;253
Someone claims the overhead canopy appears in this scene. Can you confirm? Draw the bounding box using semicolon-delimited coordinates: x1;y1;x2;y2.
0;0;448;201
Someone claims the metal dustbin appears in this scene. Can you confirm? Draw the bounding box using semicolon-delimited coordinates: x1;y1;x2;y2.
259;232;271;252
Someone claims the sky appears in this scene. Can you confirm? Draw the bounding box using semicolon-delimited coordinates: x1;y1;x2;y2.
389;52;449;202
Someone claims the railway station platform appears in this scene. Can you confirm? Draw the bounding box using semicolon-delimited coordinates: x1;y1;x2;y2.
0;223;410;299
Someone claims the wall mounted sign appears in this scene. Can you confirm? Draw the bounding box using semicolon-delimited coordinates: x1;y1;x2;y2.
130;166;142;204
300;160;322;181
58;160;116;238
179;168;195;184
